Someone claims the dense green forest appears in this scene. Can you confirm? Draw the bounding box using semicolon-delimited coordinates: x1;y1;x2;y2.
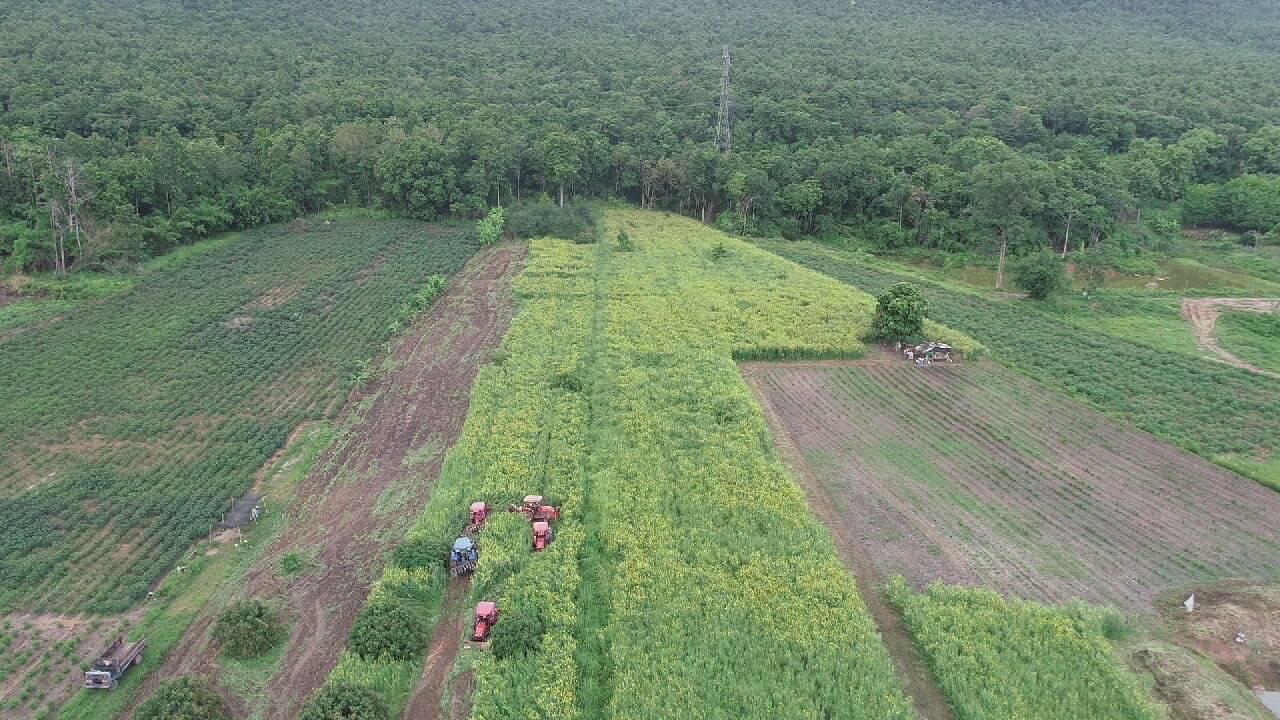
2;0;1280;274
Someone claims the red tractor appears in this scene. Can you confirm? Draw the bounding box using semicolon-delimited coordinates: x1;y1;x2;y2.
510;495;560;523
472;601;499;642
532;521;554;551
465;501;490;533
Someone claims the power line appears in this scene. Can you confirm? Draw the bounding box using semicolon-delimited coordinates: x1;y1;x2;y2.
715;45;732;153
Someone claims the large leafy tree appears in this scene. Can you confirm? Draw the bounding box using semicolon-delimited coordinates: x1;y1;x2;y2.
971;158;1048;289
870;282;929;342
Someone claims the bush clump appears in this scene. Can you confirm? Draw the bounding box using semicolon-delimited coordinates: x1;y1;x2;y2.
1012;251;1070;300
388;533;447;571
477;206;506;245
490;606;546;661
506;200;595;242
348;594;427;662
213;599;285;659
137;677;228;720
299;681;389;720
869;282;928;341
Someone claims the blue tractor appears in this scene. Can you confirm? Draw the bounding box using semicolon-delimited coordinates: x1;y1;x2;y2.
449;536;478;577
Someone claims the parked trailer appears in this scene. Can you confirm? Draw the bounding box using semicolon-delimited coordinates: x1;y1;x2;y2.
84;636;146;689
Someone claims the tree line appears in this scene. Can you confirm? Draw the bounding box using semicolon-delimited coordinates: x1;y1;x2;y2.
2;0;1278;274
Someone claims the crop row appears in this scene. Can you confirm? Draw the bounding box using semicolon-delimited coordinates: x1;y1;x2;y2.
887;580;1162;720
760;240;1280;474
778;361;1280;611
0;219;479;612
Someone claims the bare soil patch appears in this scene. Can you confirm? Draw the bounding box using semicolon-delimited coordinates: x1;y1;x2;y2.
1164;580;1280;691
1182;298;1280;378
448;669;476;720
125;244;525;719
744;358;1280;613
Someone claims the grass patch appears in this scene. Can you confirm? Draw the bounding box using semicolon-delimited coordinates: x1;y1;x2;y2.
1216;309;1280;374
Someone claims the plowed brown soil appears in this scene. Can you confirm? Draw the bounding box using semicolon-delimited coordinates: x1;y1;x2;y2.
745;363;956;720
125;243;525;719
744;356;1280;613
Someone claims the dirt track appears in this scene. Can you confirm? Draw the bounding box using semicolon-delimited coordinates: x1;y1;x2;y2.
744;356;1280;614
1181;298;1280;378
126;243;524;719
402;578;469;720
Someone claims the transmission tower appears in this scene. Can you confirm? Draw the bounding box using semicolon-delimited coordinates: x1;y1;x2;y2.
715;45;732;153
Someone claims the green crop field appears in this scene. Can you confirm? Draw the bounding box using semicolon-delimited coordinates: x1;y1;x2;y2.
0;219;478;613
307;209;1177;720
761;240;1280;487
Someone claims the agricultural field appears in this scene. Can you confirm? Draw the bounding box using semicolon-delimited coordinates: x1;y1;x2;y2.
306;208;948;719
0;218;480;614
92;243;526;720
761;240;1280;488
746;358;1280;612
886;581;1163;720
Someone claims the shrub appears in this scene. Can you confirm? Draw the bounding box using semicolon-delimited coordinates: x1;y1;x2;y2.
388;534;447;571
348;595;427;662
213;599;285;659
490;606;545;661
506;200;595;242
279;552;305;576
300;681;389;720
137;678;228;720
710;241;728;260
1012;251;1069;300
477;206;506;245
869;282;928;341
616;229;634;251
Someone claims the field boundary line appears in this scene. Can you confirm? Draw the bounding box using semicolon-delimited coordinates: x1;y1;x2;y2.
573;236;617;720
1180;297;1280;379
740;364;957;720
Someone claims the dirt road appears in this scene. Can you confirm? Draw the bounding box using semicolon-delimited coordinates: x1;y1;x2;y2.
1181;298;1280;378
126;243;525;719
402;578;470;720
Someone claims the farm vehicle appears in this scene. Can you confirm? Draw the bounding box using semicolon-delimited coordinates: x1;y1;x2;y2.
532;520;555;551
472;601;499;642
449;536;478;577
467;495;559;533
509;495;560;523
466;501;490;533
84;636;146;689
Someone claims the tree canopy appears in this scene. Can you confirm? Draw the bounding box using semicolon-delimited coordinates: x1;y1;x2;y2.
3;0;1279;272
